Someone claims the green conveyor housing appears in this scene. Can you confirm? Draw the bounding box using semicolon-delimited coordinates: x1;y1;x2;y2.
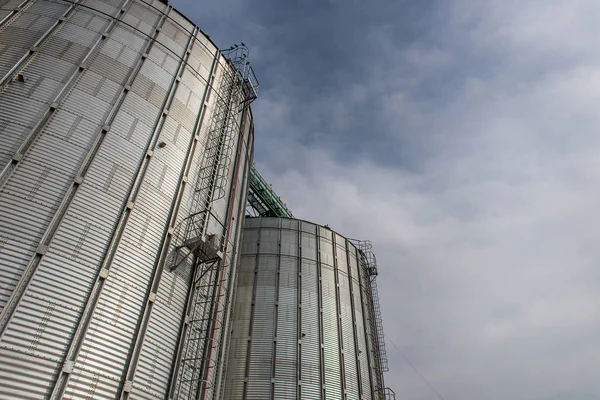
247;166;294;218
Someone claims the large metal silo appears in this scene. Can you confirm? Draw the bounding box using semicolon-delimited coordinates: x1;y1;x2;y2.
0;0;255;398
223;217;391;400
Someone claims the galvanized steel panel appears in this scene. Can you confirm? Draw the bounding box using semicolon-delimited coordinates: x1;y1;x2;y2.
0;348;59;400
301;258;321;399
84;0;119;16
10;12;55;33
322;265;342;399
26;0;68;18
274;255;297;399
0;91;47;128
128;1;160;27
1;0;22;10
0;26;44;48
0;119;29;167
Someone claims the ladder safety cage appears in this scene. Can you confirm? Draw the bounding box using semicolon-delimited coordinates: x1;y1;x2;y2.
351;239;390;389
380;387;396;400
167;43;259;400
222;43;259;105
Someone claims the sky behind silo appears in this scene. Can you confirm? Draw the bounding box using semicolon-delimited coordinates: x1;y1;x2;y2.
170;1;600;398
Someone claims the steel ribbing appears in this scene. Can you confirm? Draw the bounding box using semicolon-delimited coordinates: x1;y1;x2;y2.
0;0;84;88
331;233;348;399
315;227;326;400
0;0;133;338
165;51;219;400
117;24;201;400
47;4;173;398
270;224;282;400
241;231;259;399
213;106;254;399
0;0;35;29
0;0;84;187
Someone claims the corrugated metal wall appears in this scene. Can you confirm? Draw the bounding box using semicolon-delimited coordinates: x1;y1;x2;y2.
0;0;253;399
223;217;382;400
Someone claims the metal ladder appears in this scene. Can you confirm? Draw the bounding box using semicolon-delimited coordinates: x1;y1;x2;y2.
354;240;390;399
169;44;258;400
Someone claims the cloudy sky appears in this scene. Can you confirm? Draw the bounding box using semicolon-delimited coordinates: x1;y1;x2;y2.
171;1;600;398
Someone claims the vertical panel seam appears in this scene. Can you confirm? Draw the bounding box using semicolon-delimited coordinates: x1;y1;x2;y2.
332;233;348;399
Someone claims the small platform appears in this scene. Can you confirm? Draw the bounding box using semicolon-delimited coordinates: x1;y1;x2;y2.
170;234;222;272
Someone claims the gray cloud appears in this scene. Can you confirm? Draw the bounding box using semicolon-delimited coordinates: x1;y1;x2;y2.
172;0;600;398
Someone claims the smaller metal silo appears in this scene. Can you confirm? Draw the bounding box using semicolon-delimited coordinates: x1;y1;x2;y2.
222;217;392;400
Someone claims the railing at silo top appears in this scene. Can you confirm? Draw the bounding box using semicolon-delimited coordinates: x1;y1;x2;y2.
247;166;294;218
222;44;259;105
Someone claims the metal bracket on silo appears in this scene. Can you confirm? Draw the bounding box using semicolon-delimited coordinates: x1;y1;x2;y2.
62;360;74;374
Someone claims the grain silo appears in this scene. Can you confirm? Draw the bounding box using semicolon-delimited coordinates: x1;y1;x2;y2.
223;216;395;400
0;0;257;398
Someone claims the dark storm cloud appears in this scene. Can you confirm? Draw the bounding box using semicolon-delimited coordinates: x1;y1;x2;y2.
174;0;443;168
171;0;600;399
